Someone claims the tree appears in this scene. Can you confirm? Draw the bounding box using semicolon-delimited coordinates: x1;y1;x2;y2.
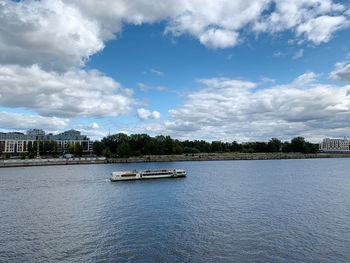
211;141;223;152
305;142;318;153
102;147;112;158
252;142;268;152
93;141;104;156
281;141;291;152
268;138;281;152
164;136;175;155
183;147;200;154
27;141;33;154
291;137;307;153
230;141;242;152
174;140;183;154
117;142;131;158
75;143;83;157
67;144;75;154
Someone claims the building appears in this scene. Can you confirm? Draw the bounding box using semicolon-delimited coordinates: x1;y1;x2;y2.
0;129;93;157
319;138;350;153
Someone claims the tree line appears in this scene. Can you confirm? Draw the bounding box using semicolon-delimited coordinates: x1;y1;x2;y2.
93;133;318;158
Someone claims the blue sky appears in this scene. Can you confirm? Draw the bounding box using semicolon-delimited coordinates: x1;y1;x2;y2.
1;0;350;142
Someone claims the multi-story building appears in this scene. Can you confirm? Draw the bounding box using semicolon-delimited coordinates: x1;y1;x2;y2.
0;129;93;157
319;138;350;152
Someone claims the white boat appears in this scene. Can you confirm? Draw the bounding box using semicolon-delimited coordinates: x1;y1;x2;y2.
110;169;186;181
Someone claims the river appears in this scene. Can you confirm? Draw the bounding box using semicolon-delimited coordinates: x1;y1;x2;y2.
1;159;350;262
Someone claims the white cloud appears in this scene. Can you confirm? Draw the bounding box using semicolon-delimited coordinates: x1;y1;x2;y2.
150;68;164;76
89;122;100;129
133;74;350;142
261;76;276;83
0;0;348;69
137;82;150;92
197;78;257;89
296;16;349;44
0;0;350;140
329;62;350;82
273;51;283;57
137;108;161;120
293;49;304;59
0;0;105;71
0;112;69;130
156;86;168;91
198;29;239;49
253;0;347;35
0;64;137;118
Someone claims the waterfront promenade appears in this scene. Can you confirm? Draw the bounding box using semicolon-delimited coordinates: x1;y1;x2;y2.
1;153;350;168
0;157;107;168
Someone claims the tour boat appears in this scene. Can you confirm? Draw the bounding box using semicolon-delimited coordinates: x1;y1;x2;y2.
110;169;186;181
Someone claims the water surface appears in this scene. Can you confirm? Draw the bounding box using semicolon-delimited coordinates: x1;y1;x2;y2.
1;159;350;262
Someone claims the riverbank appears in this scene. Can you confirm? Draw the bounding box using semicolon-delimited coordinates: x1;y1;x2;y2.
107;152;350;163
0;157;107;168
1;152;350;168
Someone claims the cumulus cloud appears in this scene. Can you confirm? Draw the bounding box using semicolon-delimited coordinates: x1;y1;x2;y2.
0;64;136;118
198;29;239;49
0;112;69;130
89;123;100;129
329;62;350;82
0;0;105;71
1;0;350;139
0;0;346;69
296;16;349;44
137;108;161;120
134;74;350;142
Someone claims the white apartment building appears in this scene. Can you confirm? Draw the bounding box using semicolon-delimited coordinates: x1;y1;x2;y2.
0;129;93;157
319;138;350;152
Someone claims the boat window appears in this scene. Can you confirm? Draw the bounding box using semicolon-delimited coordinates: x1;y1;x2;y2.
142;172;173;176
121;173;136;177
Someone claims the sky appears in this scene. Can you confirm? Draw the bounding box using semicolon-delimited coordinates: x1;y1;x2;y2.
1;0;350;142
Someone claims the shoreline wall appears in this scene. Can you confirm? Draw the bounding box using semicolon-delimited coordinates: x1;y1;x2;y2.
1;153;350;168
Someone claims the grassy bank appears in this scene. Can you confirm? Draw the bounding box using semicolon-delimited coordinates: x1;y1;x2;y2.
106;152;350;163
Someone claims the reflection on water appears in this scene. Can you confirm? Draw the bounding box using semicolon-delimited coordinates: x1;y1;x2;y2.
1;159;350;262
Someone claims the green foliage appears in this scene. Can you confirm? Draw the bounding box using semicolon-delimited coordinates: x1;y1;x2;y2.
93;141;104;156
67;144;75;154
20;152;26;159
27;141;34;155
42;140;59;155
117;142;131;158
281;141;291;152
268;138;281;152
291;137;307;153
230;141;242;152
74;144;83;157
183;147;200;154
66;143;83;156
281;137;318;153
242;148;254;153
93;132;318;158
102;148;112;158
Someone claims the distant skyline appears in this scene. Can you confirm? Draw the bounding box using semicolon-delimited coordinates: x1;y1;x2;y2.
1;0;350;142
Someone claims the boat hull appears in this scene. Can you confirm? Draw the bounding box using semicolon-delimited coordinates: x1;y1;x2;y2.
110;169;186;182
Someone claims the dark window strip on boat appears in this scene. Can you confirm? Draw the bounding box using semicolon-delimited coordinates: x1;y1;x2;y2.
121;174;137;177
142;172;173;176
